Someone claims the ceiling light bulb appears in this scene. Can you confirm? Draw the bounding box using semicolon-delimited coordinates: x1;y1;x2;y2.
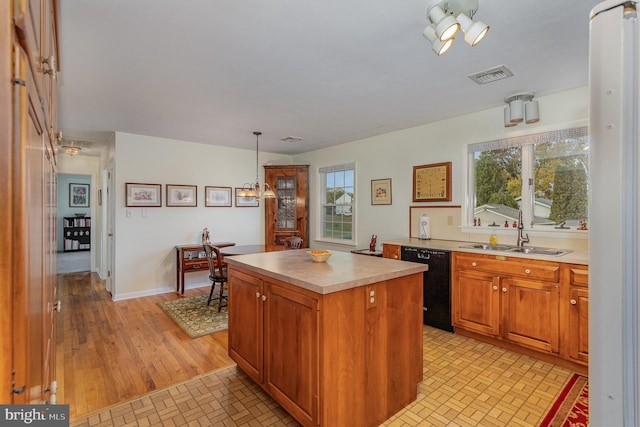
456;13;490;46
509;99;524;123
428;5;460;41
423;25;454;56
525;100;540;123
504;106;517;127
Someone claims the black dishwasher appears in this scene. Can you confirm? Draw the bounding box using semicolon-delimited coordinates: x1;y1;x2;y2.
401;246;453;332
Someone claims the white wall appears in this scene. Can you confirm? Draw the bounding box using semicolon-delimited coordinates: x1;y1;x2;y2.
109;87;588;299
294;86;589;251
112;132;290;300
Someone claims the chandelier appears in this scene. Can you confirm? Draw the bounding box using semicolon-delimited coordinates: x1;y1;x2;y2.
238;132;276;199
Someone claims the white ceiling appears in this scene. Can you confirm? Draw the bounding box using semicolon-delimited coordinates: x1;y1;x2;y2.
57;0;601;155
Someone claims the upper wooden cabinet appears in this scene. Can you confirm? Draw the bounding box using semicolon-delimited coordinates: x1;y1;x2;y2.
264;165;309;251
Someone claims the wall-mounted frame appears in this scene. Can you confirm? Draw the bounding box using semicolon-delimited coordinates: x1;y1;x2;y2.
371;178;392;205
126;183;162;207
413;161;452;202
235;188;259;207
205;186;232;207
69;183;90;207
167;184;197;207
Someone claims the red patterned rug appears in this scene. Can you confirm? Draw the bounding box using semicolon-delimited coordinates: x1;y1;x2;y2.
540;373;589;427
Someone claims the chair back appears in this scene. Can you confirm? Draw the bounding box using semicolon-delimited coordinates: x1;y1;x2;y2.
284;236;303;249
203;243;225;280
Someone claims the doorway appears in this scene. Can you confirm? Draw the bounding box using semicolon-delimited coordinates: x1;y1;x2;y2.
57;173;92;274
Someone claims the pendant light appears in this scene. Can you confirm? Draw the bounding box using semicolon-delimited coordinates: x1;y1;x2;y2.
503;92;539;127
238;132;276;199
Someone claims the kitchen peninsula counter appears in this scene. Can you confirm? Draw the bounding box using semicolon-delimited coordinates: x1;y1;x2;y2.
226;249;427;427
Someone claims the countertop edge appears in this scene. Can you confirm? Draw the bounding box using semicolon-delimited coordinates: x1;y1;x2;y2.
226;253;428;295
382;238;589;265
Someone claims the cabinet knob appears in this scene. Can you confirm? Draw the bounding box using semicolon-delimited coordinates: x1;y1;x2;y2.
471;262;477;267
256;292;261;298
525;269;531;274
570;299;577;305
492;285;498;291
261;295;267;301
394;255;398;259
502;287;507;293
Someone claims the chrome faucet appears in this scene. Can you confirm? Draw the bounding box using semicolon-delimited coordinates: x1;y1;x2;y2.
517;210;529;247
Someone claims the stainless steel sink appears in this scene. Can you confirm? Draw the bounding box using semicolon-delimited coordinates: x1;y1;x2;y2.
507;247;572;256
460;243;515;251
459;243;572;256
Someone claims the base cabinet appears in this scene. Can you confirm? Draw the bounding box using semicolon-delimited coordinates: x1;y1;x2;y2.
452;252;587;371
567;266;589;365
228;266;423;427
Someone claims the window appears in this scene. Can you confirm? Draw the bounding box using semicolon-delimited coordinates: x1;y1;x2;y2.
319;163;355;242
468;127;589;230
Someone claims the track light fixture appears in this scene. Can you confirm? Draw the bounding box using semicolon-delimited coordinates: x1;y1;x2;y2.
503;92;540;127
424;0;489;56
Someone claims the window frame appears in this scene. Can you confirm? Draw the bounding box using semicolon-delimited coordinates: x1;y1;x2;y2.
317;162;356;245
463;126;590;237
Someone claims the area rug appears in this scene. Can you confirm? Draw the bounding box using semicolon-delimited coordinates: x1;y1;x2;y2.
540;373;589;427
157;294;227;338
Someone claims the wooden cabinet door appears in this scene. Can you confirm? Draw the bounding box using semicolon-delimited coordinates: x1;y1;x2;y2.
452;269;500;336
382;244;400;260
568;286;589;364
502;278;560;353
263;282;319;427
264;165;309;251
228;269;264;384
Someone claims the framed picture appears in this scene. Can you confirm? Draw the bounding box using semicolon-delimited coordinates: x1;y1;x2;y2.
69;183;90;207
235;188;259;207
126;183;162;207
205;186;232;207
371;178;392;205
167;184;197;207
413;162;452;202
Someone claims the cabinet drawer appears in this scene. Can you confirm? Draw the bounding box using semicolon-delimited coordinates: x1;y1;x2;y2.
184;260;208;270
454;254;560;282
570;267;588;287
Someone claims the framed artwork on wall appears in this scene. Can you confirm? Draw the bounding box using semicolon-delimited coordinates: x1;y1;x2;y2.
125;183;162;207
166;184;197;207
69;183;90;207
371;178;392;205
205;186;232;207
235;188;259;207
413;162;452;202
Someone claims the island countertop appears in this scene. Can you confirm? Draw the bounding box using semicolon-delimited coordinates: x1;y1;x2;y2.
224;249;428;295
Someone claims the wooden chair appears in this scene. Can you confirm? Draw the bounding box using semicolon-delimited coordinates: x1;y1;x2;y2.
203;243;228;311
283;236;303;249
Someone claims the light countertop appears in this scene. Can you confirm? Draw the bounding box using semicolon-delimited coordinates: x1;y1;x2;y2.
225;249;428;295
383;238;589;265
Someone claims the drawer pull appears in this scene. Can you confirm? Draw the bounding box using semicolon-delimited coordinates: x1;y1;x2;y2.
261;295;267;301
492;285;498;291
570;299;577;305
525;269;531;274
502;287;507;293
471;262;477;267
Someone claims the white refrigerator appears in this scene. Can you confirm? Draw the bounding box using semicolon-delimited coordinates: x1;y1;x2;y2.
589;1;640;425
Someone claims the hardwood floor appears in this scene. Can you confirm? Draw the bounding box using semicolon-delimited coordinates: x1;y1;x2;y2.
56;272;234;421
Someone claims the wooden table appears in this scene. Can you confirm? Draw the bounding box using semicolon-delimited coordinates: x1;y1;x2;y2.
175;242;234;294
220;244;266;256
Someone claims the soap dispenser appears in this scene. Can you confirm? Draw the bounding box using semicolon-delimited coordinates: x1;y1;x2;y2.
489;232;498;246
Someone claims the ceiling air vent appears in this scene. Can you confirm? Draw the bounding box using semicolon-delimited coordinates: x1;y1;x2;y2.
467;65;514;85
280;136;303;143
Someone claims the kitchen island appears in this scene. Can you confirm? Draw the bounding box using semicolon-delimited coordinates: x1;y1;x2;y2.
225;250;428;427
